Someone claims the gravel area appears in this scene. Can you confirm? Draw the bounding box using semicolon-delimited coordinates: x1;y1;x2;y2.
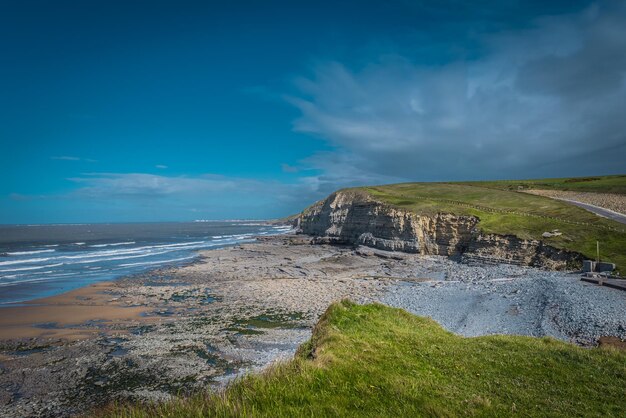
383;263;626;345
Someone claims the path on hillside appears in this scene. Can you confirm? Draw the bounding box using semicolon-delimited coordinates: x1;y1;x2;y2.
558;199;626;225
521;189;626;225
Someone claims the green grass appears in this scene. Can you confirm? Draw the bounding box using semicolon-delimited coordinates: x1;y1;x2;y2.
101;301;626;417
360;182;626;270
455;174;626;194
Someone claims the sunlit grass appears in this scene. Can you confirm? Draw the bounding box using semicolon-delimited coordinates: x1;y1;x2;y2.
362;182;626;269
456;174;626;194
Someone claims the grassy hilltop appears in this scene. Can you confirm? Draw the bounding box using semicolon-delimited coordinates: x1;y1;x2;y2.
457;174;626;195
361;175;626;270
105;301;626;417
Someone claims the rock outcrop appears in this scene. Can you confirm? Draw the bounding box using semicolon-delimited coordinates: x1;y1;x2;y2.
296;190;582;270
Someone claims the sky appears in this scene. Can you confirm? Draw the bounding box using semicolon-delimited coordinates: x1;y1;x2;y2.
1;0;625;223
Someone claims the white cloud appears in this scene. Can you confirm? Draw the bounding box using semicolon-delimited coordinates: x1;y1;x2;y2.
51;156;81;161
58;172;328;217
51;156;97;163
287;1;626;182
281;163;299;173
68;173;250;198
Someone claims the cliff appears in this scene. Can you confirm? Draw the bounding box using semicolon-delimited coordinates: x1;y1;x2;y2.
296;189;582;270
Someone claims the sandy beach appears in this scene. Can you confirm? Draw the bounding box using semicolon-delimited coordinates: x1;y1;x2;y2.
0;282;151;341
1;234;625;417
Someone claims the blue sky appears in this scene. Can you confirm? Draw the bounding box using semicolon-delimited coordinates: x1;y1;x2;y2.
1;0;624;223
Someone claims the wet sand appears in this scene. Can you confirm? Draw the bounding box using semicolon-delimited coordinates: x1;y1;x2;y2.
0;282;150;340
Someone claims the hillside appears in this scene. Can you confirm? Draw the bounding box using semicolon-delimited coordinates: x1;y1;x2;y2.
103;301;626;417
362;181;626;269
455;174;626;195
295;176;626;270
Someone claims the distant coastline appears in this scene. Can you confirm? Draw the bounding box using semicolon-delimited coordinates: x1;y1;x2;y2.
0;221;292;305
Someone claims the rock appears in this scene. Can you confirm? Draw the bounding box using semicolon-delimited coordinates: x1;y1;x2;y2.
542;230;563;238
298;190;582;270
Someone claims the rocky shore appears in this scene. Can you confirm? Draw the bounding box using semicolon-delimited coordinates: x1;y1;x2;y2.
297;189;583;269
1;235;625;417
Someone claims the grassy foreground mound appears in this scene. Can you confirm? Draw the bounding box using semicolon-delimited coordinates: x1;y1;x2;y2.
104;301;626;417
363;179;626;270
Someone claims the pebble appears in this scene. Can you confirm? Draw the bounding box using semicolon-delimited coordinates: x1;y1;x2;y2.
383;264;626;345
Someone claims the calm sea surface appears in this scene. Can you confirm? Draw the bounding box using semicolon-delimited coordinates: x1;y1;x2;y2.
0;222;292;305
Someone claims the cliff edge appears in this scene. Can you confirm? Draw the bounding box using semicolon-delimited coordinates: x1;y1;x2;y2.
296;189;583;270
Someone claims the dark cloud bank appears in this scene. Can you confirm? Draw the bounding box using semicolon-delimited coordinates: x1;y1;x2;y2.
289;1;626;185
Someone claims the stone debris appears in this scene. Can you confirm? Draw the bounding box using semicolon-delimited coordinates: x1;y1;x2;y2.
542;230;563;238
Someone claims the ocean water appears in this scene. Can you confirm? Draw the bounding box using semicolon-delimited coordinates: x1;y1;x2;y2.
0;222;292;305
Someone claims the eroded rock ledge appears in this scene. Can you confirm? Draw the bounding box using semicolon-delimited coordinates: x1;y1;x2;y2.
296;190;582;270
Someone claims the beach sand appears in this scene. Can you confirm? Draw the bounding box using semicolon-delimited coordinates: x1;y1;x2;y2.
0;282;150;340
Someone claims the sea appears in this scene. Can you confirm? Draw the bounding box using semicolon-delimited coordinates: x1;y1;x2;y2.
0;221;293;306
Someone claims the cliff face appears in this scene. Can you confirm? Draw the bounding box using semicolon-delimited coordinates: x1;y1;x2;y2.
297;190;582;270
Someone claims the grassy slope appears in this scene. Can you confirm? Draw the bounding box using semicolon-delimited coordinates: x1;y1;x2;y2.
455;174;626;194
104;301;626;417
362;180;626;270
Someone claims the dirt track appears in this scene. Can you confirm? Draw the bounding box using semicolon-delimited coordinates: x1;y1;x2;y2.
525;189;626;220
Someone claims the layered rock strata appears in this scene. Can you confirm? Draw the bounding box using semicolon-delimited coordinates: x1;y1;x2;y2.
296;190;582;269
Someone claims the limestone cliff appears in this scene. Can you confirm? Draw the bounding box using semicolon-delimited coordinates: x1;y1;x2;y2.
296;190;582;270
